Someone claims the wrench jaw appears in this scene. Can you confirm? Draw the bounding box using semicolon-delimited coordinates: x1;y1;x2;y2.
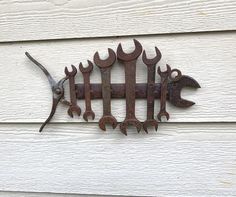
143;119;158;133
117;39;142;61
65;65;77;76
157;112;170;121
157;64;171;76
94;49;116;67
67;105;81;118
83;110;95;122
79;60;93;73
120;119;142;136
169;75;201;108
99;116;118;131
142;47;162;66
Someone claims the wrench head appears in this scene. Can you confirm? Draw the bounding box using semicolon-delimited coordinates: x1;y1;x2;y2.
79;60;93;73
157;64;171;76
65;64;77;76
94;48;116;68
117;39;142;61
99;115;118;131
67;105;81;118
168;75;201;108
119;118;142;135
142;47;162;66
83;110;95;121
157;111;170;121
143;119;158;133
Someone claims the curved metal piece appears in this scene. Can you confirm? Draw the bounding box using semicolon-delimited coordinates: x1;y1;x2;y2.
157;64;171;76
170;68;182;81
117;39;142;61
25;52;56;89
120;119;142;136
39;77;67;132
94;48;116;68
79;60;94;73
99;116;118;131
169;75;201;108
83;111;95;122
143;119;158;133
25;52;68;132
142;47;162;66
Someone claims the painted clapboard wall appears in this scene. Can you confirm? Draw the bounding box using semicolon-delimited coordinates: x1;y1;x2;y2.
0;0;236;196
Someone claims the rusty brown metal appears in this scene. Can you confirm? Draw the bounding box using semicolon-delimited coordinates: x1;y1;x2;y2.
142;47;161;133
157;64;172;121
117;39;143;135
25;39;201;134
65;65;81;118
79;61;95;121
94;48;118;131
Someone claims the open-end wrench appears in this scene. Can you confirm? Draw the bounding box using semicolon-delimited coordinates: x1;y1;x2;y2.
157;64;171;121
94;48;118;131
117;39;143;135
142;47;162;133
79;60;95;121
65;65;81;117
169;75;201;107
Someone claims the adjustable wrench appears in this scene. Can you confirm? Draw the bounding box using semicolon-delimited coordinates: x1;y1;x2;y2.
117;39;143;135
65;65;81;117
142;47;161;133
94;48;117;130
79;61;95;121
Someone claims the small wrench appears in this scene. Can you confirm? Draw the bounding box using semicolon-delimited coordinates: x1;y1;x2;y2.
65;65;81;117
79;60;95;121
142;47;162;133
94;48;118;130
157;64;171;121
117;39;143;135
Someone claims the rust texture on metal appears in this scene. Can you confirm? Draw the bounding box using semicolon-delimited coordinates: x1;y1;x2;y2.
25;39;201;135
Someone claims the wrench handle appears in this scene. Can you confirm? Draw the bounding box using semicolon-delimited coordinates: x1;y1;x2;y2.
68;76;77;106
146;65;156;119
101;67;112;116
160;75;169;112
83;73;92;111
124;60;137;119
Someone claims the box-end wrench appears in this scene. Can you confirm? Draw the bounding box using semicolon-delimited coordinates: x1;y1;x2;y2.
94;48;118;131
117;39;143;135
79;61;95;121
142;47;162;133
65;65;81;117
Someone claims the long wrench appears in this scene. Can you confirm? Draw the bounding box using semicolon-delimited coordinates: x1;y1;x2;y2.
79;61;95;121
94;48;117;130
117;39;142;135
142;47;161;133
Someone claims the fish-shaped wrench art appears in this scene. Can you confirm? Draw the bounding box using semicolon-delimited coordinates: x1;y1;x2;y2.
25;39;200;135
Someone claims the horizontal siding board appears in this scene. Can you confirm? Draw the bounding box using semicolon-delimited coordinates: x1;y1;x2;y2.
0;0;235;42
0;123;236;196
0;191;114;197
0;33;235;123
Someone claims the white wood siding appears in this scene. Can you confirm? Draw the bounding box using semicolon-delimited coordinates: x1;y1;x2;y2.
0;0;236;196
0;0;235;42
